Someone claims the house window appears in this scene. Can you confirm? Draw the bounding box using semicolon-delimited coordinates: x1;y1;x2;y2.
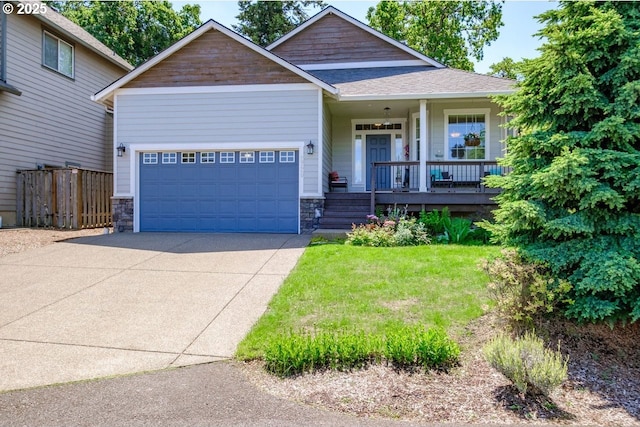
162;152;177;164
259;151;275;163
220;152;235;163
143;153;158;164
239;151;255;163
181;152;196;164
445;110;489;160
279;151;295;163
353;135;362;185
200;152;215;163
43;31;74;78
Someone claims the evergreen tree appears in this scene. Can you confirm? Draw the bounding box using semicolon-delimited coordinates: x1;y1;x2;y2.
487;1;640;323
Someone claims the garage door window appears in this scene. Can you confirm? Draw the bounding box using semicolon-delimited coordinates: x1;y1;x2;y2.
201;152;215;163
240;151;255;163
280;151;296;163
260;151;275;163
143;153;158;164
181;152;196;164
220;152;235;163
162;152;177;164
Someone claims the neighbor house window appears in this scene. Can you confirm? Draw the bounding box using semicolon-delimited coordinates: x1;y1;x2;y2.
143;153;158;164
279;151;295;163
162;152;177;164
445;110;489;160
181;152;196;164
220;152;235;163
43;31;74;78
200;152;215;163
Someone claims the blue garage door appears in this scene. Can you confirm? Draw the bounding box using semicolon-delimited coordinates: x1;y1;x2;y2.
139;151;299;233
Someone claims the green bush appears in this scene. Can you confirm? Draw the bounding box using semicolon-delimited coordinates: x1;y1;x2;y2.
418;207;450;235
384;326;460;370
263;327;459;377
347;210;431;247
483;250;573;329
483;332;568;397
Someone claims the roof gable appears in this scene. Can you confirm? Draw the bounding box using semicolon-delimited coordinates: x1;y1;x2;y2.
267;7;444;69
123;28;309;89
93;20;337;104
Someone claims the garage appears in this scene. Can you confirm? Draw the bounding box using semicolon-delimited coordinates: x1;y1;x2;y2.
139;150;299;233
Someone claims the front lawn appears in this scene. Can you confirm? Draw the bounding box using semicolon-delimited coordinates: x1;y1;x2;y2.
236;243;501;359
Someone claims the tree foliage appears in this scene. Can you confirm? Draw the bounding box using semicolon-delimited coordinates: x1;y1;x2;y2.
49;1;201;66
488;57;523;81
485;1;640;323
233;1;325;47
366;0;503;71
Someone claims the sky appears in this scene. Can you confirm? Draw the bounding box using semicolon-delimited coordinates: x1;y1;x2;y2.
175;0;559;74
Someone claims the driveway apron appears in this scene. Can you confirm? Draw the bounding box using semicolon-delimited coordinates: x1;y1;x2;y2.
0;232;309;392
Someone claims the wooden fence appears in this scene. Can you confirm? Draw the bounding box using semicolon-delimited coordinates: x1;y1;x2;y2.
16;168;113;229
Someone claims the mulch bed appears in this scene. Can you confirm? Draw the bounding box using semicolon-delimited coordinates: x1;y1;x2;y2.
240;314;640;426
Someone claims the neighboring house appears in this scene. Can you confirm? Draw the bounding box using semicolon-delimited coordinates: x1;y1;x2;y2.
0;1;132;226
92;6;515;234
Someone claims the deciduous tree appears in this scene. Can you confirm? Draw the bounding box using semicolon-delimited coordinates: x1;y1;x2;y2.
49;1;201;66
366;1;503;71
233;1;325;47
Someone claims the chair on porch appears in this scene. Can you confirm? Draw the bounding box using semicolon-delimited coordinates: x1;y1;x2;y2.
328;171;348;192
430;169;454;188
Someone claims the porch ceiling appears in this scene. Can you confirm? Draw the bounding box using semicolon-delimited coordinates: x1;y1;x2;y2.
324;98;416;119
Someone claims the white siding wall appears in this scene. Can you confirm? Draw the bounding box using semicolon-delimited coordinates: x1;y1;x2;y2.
0;13;127;224
114;87;320;196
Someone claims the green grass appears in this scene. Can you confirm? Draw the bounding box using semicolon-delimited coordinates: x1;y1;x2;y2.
236;244;501;359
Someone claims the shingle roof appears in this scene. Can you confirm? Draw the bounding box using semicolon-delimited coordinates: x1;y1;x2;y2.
309;66;515;99
18;0;132;71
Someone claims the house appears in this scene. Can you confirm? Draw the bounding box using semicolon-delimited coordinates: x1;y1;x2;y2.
0;1;132;227
92;6;515;234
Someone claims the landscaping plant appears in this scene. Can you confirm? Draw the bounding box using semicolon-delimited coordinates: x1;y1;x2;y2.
483;332;568;397
484;1;640;323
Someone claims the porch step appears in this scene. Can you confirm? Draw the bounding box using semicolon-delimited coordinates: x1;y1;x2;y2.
319;192;370;230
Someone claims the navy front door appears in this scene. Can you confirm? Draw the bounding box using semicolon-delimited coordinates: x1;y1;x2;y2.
366;135;391;191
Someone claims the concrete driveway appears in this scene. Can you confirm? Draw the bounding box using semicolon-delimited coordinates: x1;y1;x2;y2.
0;232;309;392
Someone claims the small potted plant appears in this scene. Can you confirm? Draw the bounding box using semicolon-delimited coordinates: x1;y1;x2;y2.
464;132;481;146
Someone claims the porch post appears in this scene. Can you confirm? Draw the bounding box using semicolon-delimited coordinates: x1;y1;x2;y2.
419;100;428;192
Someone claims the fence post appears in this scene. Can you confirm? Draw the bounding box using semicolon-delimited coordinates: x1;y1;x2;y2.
16;172;24;226
479;162;486;193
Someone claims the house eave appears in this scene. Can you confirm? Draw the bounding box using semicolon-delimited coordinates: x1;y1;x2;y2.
336;90;516;101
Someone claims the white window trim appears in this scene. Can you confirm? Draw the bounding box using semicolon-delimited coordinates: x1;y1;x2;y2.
279;151;296;163
259;151;275;163
42;30;74;78
181;152;196;164
162;152;177;164
142;153;158;164
239;151;255;163
200;152;216;163
443;108;491;161
220;152;236;163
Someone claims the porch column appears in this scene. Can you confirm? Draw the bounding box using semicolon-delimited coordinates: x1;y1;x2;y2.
419;99;428;192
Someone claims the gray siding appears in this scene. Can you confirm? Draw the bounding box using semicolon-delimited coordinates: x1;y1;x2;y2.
331;116;353;189
115;88;320;195
0;13;126;224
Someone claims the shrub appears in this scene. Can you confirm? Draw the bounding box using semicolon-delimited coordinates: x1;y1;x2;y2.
384;326;460;370
484;250;573;329
347;206;431;247
483;332;568;397
418;207;450;235
442;216;473;244
263;327;459;377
